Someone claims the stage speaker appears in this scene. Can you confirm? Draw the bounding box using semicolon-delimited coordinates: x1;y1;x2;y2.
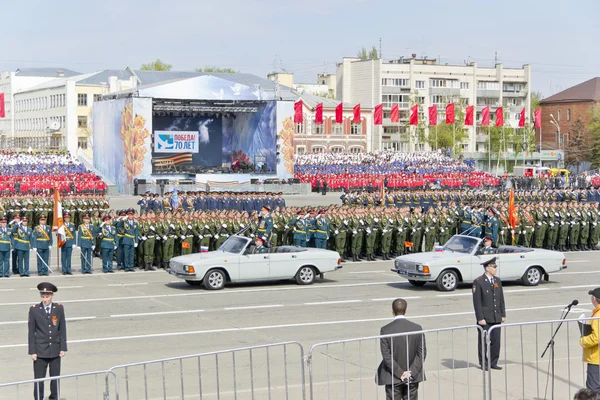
180;179;193;185
137;179;146;184
251;179;259;184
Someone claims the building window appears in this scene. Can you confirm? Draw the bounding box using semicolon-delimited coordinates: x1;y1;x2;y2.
311;146;325;154
313;121;323;135
78;116;88;128
382;78;409;87
431;79;459;89
78;137;88;149
330;146;344;153
567;109;571;121
77;94;87;106
415;80;425;89
351;123;362;135
93;94;102;102
349;147;363;154
557;109;561;121
296;146;306;154
332;123;343;135
460;82;469;90
295;123;304;135
477;81;500;90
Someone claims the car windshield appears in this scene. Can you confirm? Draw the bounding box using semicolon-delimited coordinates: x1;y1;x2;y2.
443;236;479;254
218;236;250;254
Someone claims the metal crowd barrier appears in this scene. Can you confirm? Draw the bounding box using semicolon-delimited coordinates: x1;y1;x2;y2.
107;341;305;400
307;325;485;400
486;316;600;400
0;370;118;400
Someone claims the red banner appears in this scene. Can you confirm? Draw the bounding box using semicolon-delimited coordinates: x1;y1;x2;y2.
335;103;343;124
390;104;399;123
481;106;490;126
315;103;323;125
534;108;542;128
495;107;504;127
353;104;361;124
446;103;455;124
464;106;474;126
409;104;418;126
428;105;437;126
0;93;5;118
293;100;303;124
518;108;525;127
374;104;383;125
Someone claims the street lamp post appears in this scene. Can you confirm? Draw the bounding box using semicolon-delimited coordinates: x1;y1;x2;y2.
550;116;562;168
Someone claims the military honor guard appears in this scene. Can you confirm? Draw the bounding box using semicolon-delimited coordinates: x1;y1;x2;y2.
76;214;96;274
313;210;330;249
28;282;67;400
10;214;20;274
13;216;34;277
0;216;11;277
33;215;53;276
60;213;76;275
99;215;116;273
257;206;274;247
118;209;139;272
472;257;506;371
115;210;127;270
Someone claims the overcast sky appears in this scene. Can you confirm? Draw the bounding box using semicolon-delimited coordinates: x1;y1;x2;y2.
2;0;598;97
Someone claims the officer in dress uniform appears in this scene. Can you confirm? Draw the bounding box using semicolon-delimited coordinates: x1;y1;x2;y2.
99;215;116;273
0;216;12;277
251;237;269;254
314;210;330;249
257;206;274;247
61;213;76;275
28;282;67;400
10;214;21;274
33;215;53;276
76;214;96;274
289;211;309;247
118;209;138;272
13;216;34;277
472;257;506;371
481;237;496;254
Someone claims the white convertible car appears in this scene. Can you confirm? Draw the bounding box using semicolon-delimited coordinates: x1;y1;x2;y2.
391;235;567;291
168;235;343;290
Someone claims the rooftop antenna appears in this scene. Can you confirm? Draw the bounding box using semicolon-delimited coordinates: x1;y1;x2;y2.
379;37;382;59
495;51;498;65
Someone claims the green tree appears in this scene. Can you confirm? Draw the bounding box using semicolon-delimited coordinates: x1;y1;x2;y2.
531;91;542;114
356;46;379;60
195;66;239;73
588;105;600;169
140;59;172;71
565;119;589;171
422;99;469;154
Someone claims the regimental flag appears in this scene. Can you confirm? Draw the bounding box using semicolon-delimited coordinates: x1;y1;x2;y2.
379;179;385;204
52;183;66;248
464;106;474;126
428;105;437;126
315;103;323;125
508;188;516;245
410;104;419;125
518;108;526;127
534;108;542;128
495;107;504;127
390;104;399;123
353;104;361;124
446;103;455;124
0;93;5;118
374;104;383;125
481;106;491;126
335;103;343;124
293;100;303;123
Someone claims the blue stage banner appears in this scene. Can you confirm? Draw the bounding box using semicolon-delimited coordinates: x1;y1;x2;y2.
154;131;199;153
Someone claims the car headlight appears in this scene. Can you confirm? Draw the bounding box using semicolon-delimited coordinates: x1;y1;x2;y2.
184;265;196;273
416;264;423;272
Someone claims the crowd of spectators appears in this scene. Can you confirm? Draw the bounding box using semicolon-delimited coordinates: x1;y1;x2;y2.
0;151;107;194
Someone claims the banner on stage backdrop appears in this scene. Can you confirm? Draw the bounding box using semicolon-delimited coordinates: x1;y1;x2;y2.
154;131;199;153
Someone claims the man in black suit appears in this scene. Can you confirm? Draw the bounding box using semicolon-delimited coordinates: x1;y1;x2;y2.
472;257;505;371
28;282;68;400
376;298;426;400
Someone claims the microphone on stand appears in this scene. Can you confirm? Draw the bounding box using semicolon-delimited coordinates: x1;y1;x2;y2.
565;300;579;310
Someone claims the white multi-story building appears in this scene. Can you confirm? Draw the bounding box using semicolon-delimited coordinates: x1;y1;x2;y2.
10;70;138;154
336;56;531;152
0;68;82;148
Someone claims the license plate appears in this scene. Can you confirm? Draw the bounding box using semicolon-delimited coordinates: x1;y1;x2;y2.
398;270;408;276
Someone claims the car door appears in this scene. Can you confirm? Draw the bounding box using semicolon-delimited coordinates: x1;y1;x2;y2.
496;251;529;280
268;250;302;279
239;250;271;281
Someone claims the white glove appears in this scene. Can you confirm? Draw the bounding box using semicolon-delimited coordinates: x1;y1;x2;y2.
114;246;117;250
398;228;403;232
72;244;77;248
199;235;204;240
531;228;535;232
92;245;95;250
142;236;147;241
215;234;219;239
134;243;138;248
273;224;278;228
250;234;255;238
150;226;155;231
334;230;339;235
222;224;227;228
440;228;445;232
537;222;542;226
170;224;175;229
285;225;289;229
181;236;186;240
187;225;192;229
511;230;515;234
205;225;209;229
353;230;357;235
48;246;52;250
240;224;245;228
163;236;167;241
32;248;37;253
383;229;388;234
425;228;429;233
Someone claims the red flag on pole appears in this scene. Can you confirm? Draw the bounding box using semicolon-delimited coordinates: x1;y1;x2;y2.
315;103;323;125
518;108;526;127
293;100;303;123
481;106;490;126
464;106;474;126
390;104;399;123
374;104;383;125
353;104;361;123
534;108;542;128
446;103;455;124
335;103;343;124
428;105;437;126
0;93;5;118
495;107;504;127
409;104;419;125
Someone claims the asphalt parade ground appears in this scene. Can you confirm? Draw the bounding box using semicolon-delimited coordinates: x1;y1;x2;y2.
0;194;597;399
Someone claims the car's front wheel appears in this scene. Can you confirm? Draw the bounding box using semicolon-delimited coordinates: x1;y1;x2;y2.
436;270;459;291
408;280;427;287
295;266;316;285
203;269;226;290
522;266;542;286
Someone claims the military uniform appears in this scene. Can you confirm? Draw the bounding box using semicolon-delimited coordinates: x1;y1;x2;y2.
313;212;330;249
12;218;34;276
99;217;116;273
33;218;53;276
0;217;11;277
290;213;309;247
76;216;96;274
118;211;139;272
61;215;76;275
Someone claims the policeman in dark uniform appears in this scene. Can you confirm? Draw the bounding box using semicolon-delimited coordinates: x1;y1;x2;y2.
472;257;505;371
28;282;67;400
